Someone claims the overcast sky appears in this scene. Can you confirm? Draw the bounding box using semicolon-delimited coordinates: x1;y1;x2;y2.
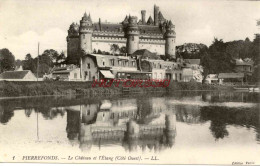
0;0;259;60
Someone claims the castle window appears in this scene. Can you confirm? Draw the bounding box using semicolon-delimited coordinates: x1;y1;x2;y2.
87;63;90;69
132;36;134;41
103;62;105;66
83;34;85;39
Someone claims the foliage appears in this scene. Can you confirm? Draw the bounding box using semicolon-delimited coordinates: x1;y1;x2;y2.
110;44;120;55
22;49;66;77
200;38;236;83
119;46;126;55
23;53;36;73
0;48;15;73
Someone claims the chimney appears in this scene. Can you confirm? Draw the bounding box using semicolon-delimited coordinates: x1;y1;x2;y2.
154;5;159;26
99;18;102;31
141;10;146;24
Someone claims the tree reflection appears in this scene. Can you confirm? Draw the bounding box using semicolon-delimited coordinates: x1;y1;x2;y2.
0;105;14;125
200;106;258;140
66;109;80;140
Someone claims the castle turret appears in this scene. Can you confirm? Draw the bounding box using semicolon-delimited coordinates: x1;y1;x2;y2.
164;20;176;59
154;5;159;26
79;12;93;54
126;16;140;55
141;10;146;25
67;22;80;64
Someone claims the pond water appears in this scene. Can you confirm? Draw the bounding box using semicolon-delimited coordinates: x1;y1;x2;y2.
0;91;259;164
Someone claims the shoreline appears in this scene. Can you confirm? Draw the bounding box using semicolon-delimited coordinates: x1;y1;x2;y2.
0;80;234;98
0;89;229;100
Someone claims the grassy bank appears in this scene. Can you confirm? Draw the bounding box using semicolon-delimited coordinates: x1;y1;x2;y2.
167;81;233;91
0;80;231;97
0;80;166;97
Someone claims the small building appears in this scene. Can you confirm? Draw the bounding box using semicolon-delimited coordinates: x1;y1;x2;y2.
0;70;37;81
218;73;244;85
205;74;218;84
235;58;253;82
182;68;193;82
51;65;81;81
235;59;253;74
183;59;203;82
183;59;201;70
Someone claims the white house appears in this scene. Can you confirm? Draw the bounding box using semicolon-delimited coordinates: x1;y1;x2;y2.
52;68;81;81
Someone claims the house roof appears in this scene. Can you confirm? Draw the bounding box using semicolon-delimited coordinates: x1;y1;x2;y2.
235;59;253;66
218;73;244;79
132;49;159;59
93;23;124;33
0;70;32;79
52;70;72;74
92;22;163;35
184;59;200;65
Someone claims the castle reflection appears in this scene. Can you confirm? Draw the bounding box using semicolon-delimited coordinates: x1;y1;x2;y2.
0;91;259;149
66;98;176;152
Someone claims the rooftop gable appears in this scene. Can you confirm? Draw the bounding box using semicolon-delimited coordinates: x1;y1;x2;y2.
218;73;244;79
184;59;200;65
0;70;31;79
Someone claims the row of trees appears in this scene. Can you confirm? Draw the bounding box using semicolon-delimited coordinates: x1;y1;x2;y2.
23;49;66;77
92;44;126;56
200;36;260;83
0;48;66;77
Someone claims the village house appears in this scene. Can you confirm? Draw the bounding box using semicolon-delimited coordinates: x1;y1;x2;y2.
205;74;218;84
81;54;152;81
234;58;253;82
182;59;203;82
235;58;253;74
51;64;81;81
0;70;37;81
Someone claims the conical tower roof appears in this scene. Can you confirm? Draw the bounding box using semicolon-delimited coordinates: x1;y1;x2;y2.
147;16;154;25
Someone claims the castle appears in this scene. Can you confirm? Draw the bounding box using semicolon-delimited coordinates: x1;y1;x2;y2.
66;5;176;64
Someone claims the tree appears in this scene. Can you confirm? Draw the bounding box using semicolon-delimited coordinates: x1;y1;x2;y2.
15;59;22;69
42;49;59;64
0;48;15;73
56;51;66;65
201;38;235;83
119;46;126;55
23;53;36;73
110;44;119;55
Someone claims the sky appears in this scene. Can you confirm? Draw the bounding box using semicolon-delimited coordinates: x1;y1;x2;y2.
0;0;259;60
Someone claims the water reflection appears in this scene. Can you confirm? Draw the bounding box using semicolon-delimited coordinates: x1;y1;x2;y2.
0;91;259;152
66;98;176;152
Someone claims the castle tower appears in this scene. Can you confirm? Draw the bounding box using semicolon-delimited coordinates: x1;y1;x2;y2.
126;16;140;55
164;20;176;59
66;22;80;64
141;10;146;25
154;5;159;26
79;12;93;54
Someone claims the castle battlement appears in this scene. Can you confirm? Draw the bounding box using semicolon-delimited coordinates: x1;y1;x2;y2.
67;5;176;65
